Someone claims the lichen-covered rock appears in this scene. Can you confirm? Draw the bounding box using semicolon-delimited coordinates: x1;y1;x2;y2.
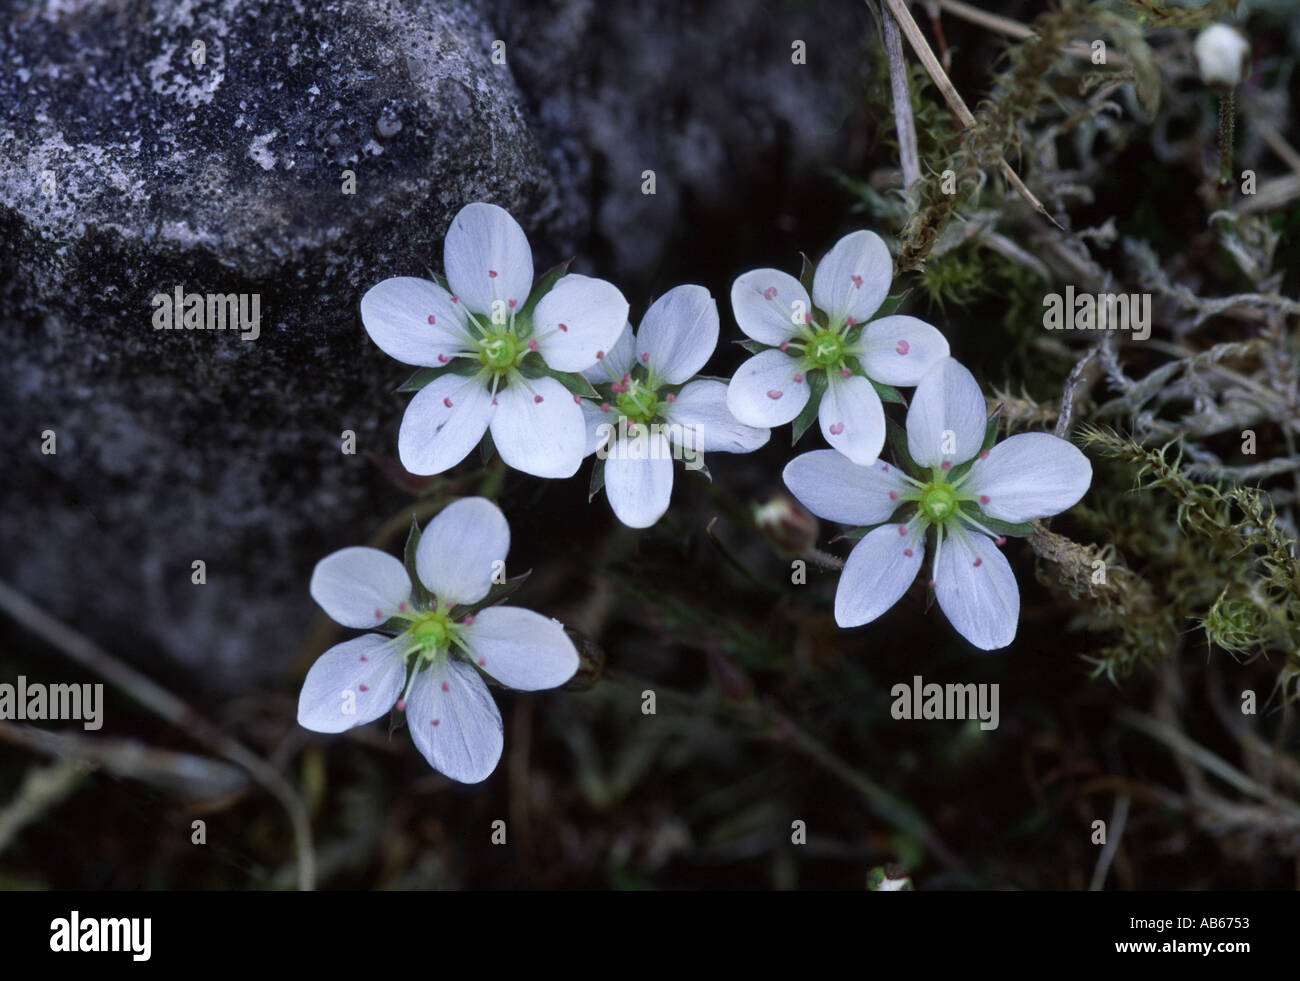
0;0;568;687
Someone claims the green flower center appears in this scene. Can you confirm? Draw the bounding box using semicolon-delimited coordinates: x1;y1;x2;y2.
615;379;660;424
478;332;522;372
919;483;958;524
406;609;459;656
807;328;845;368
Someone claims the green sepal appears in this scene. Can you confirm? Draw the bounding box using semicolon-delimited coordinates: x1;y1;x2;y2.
867;376;906;406
518;359;601;399
791;371;827;445
964;512;1034;539
736;339;769;355
588;457;606;502
451;569;533;619
871;289;910;320
396;360;477;392
518;258;573;324
798;251;816;294
403;515;434;609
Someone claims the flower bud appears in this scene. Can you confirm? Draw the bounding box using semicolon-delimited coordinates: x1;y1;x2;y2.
1194;24;1250;88
754;493;819;557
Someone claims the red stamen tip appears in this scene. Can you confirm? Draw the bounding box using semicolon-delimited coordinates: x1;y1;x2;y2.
508;299;517;308
840;368;851;378
427;315;436;324
979;449;989;460
534;394;544;403
829;422;844;435
398;601;408;611
897;525;907;536
396;699;407;711
779;340;790;351
903;548;913;557
441;681;450;692
358;684;368;692
995;536;1007;547
558;323;568;332
437;353;449;363
487;269;498;278
979;495;990;505
665;393;676;403
640;352;650;363
793;372;804;383
528;339;538;350
763;286;777;300
973;557;983;567
766;389;783;400
443;397;453;408
896;339;910;355
889;490;898;500
573;393;581;403
940;460;951;470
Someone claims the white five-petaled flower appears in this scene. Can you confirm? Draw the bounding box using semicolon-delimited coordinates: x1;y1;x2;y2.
726;230;950;466
782;357;1092;650
360;202;629;479
581;284;770;528
298;497;578;783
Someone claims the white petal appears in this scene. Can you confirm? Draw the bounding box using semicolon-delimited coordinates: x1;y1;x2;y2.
310;547;412;628
397;372;495;476
360;277;472;367
405;660;503;784
604;429;675;528
580;322;635;385
415;496;510;607
906;357;987;469
490;375;586;478
964;432;1092;522
730;269;809;345
812;230;892;324
663;379;769;454
834;520;925;628
934;529;1018;650
443;202;533;317
533;274;630;372
725;349;810;427
582;399;617;456
819;374;885;466
635;284;719;384
297;635;407;734
460;607;579;690
782;450;910;526
857;315;950;386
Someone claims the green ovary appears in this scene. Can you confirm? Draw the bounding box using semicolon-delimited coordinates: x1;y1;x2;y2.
919;483;958;525
615;379;660;424
405;610;459;658
806;328;846;369
478;332;522;372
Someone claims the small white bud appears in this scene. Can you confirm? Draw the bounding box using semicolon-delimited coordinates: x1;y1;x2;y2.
1194;24;1250;88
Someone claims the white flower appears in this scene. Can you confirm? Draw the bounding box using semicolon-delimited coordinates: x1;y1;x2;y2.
782;357;1092;650
726;230;949;466
360;202;629;479
1195;24;1250;88
298;497;578;783
581;284;770;528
